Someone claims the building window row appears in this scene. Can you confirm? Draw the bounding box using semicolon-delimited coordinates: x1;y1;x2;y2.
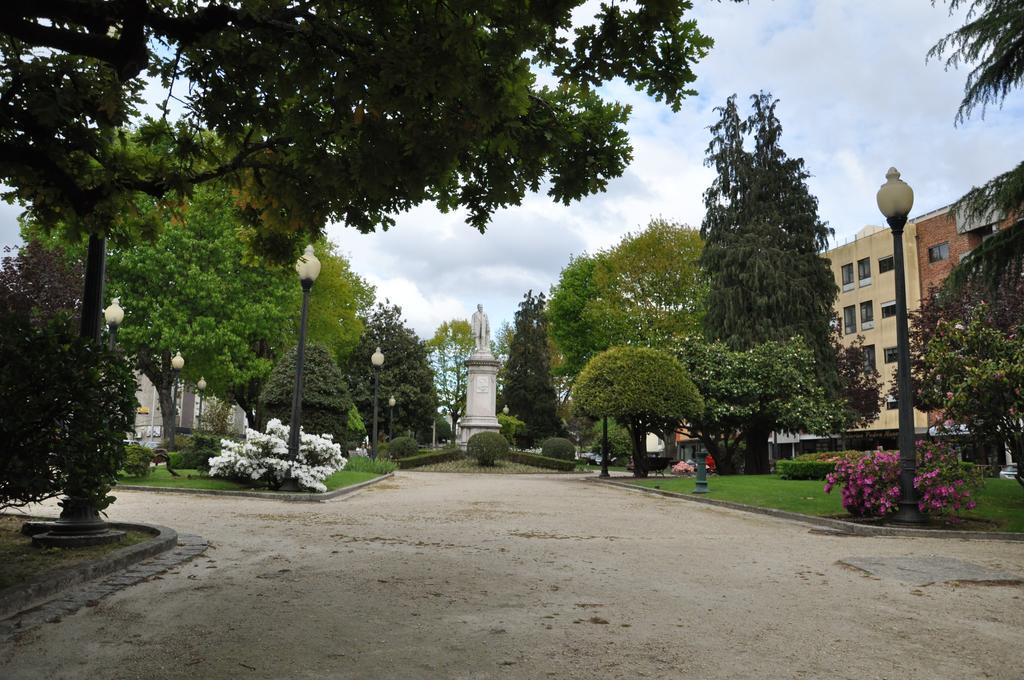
844;301;879;334
928;241;950;263
839;254;895;289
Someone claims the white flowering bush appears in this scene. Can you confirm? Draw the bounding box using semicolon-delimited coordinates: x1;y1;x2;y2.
208;419;346;492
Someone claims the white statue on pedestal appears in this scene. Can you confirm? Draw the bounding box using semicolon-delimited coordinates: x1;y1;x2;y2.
471;304;490;353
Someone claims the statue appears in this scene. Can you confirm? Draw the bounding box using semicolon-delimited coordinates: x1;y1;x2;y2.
471;304;490;353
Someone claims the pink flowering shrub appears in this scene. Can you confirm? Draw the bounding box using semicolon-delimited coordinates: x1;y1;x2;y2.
671;460;695;476
824;442;982;519
824;450;901;517
913;440;982;518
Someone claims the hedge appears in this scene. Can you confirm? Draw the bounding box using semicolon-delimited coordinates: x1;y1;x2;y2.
396;448;463;469
539;437;575;461
776;459;837;480
505;451;576;471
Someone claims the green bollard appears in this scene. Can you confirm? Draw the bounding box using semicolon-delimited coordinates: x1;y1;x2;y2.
694;455;709;494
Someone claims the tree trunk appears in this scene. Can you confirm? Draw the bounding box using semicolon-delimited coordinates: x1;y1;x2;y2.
158;385;177;450
630;425;648;478
700;436;737;475
744;425;771;474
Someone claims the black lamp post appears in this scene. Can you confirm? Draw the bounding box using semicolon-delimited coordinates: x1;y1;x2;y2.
388;395;396;441
371;347;384;459
600;417;610;478
169;351;185;451
196;376;207;431
876;167;926;524
284;245;322;491
104;297;123;350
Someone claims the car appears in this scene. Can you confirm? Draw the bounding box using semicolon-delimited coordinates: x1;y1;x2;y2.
578;451;604;465
999;464;1018;480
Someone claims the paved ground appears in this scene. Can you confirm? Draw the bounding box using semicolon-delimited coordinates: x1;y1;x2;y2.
2;472;1022;679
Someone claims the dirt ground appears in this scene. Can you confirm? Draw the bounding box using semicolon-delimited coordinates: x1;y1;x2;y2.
2;472;1022;679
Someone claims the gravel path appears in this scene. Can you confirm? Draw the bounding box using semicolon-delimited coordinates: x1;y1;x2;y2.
2;472;1021;679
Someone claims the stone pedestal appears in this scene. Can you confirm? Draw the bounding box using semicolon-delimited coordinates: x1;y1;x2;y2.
458;350;501;447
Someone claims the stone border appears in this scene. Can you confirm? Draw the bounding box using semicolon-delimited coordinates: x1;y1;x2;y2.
115;471;394;502
0;520;177;622
598;479;1024;542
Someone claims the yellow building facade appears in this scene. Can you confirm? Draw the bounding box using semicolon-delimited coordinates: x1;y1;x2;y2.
826;224;929;435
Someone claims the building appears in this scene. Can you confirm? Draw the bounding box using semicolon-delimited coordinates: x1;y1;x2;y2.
912;203;1013;298
826;224;929;443
131;372;245;446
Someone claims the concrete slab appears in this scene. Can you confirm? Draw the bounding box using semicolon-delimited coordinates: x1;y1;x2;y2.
839;555;1024;586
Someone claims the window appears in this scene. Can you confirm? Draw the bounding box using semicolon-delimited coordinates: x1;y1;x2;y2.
862;344;876;371
878;255;894;273
883;346;898;364
928;242;950;263
841;263;854;291
857;257;871;286
881;301;896;319
886;395;898;410
843;305;856;334
860;301;874;330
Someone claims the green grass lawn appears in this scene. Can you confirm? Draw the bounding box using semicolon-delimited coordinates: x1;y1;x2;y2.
117;467;381;493
630;474;1024;532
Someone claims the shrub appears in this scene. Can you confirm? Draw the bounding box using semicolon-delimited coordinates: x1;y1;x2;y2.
671;460;695;476
914;440;983;517
0;311;137;510
540;437;575;461
467;432;509;466
498;412;526;446
122;445;154;478
208;419;346;492
261;343;352;442
777;459;837;480
344;455;398;475
825;450;901;517
397;448;463;469
177;433;220;470
504;451;574;471
387;436;419;459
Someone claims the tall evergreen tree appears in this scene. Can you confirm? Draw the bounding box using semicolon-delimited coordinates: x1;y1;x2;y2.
504;291;561;446
346;303;436;444
700;92;837;473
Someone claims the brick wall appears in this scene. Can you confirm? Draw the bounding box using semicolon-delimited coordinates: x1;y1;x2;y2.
914;208;1017;297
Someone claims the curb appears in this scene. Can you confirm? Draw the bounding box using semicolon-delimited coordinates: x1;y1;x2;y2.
115;472;394;502
597;479;1024;543
0;520;177;621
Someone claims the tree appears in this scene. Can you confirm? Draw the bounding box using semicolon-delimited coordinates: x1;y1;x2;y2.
0;311;136;510
427;319;475;442
699;92;837;471
676;337;843;475
504;291;561;446
261;343;353;443
916;310;1023;487
929;0;1024;290
491;320;514;405
346;303;435;443
304;242;375;363
549;219;707;377
832;326;884;431
0;240;82;327
0;3;715;252
574;346;703;478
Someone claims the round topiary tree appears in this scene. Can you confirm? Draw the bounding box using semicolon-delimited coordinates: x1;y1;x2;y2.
467;431;509;467
573;346;703;478
387;435;419;459
540;437;576;460
261;343;352;442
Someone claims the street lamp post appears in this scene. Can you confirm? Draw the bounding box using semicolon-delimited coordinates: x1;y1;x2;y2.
876;167;926;524
600;417;610;478
371;347;384;459
284;245;322;492
104;298;123;350
196;376;207;431
169;351;185;451
388;395;396;441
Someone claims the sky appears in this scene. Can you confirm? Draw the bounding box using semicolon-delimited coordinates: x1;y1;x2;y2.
2;1;1022;339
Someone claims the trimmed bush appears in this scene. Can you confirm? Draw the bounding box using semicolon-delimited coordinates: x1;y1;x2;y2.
777;459;837;480
122;445;154;478
397;448;463;469
177;432;220;470
540;437;575;461
505;451;575;471
387;436;419;459
467;432;509;467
